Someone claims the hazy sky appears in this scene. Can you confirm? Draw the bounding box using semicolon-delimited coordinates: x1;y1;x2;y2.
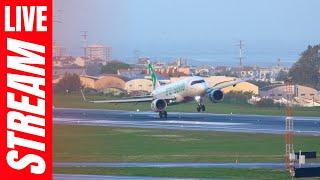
54;0;320;66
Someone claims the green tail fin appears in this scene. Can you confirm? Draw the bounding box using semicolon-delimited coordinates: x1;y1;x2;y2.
147;62;160;89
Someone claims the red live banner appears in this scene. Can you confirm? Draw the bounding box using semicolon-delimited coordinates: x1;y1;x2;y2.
0;0;52;179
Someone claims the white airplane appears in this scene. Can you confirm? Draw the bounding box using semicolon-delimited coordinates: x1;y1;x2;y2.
82;63;250;118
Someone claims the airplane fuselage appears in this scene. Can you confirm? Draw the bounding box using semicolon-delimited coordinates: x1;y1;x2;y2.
151;76;208;104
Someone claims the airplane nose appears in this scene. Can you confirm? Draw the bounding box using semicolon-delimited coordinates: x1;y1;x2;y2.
203;84;208;91
198;84;207;94
191;81;208;95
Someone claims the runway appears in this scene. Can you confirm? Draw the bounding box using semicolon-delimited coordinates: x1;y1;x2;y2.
54;108;320;135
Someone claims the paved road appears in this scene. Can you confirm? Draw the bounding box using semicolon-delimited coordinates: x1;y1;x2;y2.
54;108;320;135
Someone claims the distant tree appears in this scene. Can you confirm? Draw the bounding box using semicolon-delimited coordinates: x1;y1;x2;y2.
289;44;320;90
55;73;81;93
86;62;103;76
101;61;130;74
256;98;274;107
276;70;288;81
223;91;253;104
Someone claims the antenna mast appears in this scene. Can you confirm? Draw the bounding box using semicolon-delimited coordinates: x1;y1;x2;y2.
284;78;295;176
80;31;88;59
238;40;244;67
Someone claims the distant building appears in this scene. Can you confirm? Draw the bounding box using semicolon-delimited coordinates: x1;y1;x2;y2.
260;85;318;100
125;79;153;94
106;47;112;61
85;44;112;64
175;58;187;67
150;63;191;77
214;66;231;75
257;68;274;82
254;65;289;83
260;85;320;107
74;57;86;67
53;56;76;67
80;75;98;89
195;66;213;77
53;65;85;76
53;45;67;58
117;68;145;79
94;75;127;94
177;67;191;75
153;65;166;75
137;57;150;65
239;67;255;78
80;74;156;95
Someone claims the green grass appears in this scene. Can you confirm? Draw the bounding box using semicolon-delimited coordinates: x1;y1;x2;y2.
54;125;320;163
54;93;320;117
54;167;290;179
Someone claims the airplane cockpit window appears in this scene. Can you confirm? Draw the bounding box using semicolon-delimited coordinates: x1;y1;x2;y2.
191;80;205;85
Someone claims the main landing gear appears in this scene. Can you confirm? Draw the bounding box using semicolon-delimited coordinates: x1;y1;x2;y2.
159;111;167;119
197;104;206;112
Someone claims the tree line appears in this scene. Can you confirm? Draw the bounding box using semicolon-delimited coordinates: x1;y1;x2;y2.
289;45;320;90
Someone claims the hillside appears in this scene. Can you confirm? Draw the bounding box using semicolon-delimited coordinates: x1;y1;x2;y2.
289;45;320;90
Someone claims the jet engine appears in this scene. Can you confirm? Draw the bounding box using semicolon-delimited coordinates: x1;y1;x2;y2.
151;99;167;112
209;89;224;103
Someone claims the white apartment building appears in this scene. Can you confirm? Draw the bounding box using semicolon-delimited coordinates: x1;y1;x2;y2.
85;44;112;64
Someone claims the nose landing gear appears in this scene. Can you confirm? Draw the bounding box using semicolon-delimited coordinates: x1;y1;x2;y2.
159;111;167;119
197;104;206;112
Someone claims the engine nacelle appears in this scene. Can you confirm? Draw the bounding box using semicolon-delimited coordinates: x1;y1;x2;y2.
151;99;167;112
209;89;224;103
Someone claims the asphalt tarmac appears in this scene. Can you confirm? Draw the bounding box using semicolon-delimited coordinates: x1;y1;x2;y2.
54;108;320;135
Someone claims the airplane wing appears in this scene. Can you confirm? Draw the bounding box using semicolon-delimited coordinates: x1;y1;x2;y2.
89;97;154;103
206;77;252;94
80;89;154;103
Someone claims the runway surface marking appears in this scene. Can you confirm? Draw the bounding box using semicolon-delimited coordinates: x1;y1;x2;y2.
54;162;320;169
54;162;284;169
53;108;320;135
151;120;249;126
